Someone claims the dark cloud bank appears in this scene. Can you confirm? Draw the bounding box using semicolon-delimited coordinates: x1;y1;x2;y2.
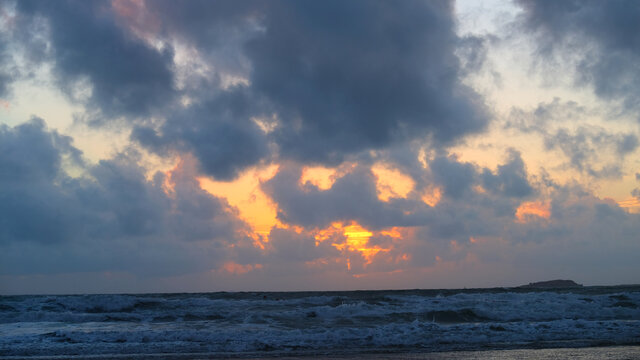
13;0;176;120
6;0;489;178
0;118;249;277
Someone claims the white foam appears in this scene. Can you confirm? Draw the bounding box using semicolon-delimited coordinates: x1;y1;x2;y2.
1;289;639;356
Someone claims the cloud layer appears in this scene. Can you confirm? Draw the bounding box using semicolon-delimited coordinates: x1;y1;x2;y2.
517;0;640;112
0;119;249;277
1;0;640;293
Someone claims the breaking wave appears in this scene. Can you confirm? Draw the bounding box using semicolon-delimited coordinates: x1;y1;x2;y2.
1;286;639;357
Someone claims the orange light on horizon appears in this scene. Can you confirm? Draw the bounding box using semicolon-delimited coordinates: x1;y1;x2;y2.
219;262;263;275
515;201;551;223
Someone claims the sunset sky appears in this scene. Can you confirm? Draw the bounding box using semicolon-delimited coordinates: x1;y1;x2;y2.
1;0;640;294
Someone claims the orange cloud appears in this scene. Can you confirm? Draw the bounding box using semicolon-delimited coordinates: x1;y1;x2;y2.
332;221;390;266
421;186;442;207
515;201;551;223
198;165;281;241
371;163;414;202
219;262;263;275
618;197;640;214
300;166;337;190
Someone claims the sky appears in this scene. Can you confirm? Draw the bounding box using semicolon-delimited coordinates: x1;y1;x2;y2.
1;0;640;295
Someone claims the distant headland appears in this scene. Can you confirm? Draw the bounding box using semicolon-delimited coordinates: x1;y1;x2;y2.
518;279;583;289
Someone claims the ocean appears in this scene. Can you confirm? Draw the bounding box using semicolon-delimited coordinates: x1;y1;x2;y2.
1;286;639;359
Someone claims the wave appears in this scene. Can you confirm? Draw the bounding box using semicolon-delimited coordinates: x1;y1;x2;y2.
1;286;639;357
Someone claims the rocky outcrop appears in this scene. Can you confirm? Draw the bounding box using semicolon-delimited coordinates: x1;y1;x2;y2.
519;279;583;289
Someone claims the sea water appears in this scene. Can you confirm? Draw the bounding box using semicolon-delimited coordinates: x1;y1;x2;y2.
1;286;639;358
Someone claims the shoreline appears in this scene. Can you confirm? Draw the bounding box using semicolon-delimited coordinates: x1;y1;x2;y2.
2;345;640;360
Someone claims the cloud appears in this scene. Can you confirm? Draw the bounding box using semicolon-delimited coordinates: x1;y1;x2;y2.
505;98;588;133
262;163;427;230
0;117;82;243
0;28;12;98
429;154;478;199
516;0;640;112
266;227;339;263
13;0;175;120
263;149;536;233
0;119;249;276
132;88;269;181
128;0;490;179
542;127;635;178
481;149;534;198
247;0;487;163
7;1;492;181
3;119;640;289
257;147;640;285
507;99;639;179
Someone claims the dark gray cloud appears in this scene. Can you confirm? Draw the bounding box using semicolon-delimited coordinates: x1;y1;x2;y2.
9;0;491;180
481;150;533;198
429;155;478;199
0;34;11;98
0;118;82;243
262;150;535;237
517;0;640;111
0;1;13;97
0;119;247;276
129;0;489;178
262;164;430;230
132;88;269;181
147;0;262;74
247;0;487;163
14;0;175;120
266;227;338;263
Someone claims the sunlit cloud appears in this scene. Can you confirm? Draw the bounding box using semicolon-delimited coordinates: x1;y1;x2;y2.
617;197;640;214
515;201;551;223
371;163;415;202
198;164;280;239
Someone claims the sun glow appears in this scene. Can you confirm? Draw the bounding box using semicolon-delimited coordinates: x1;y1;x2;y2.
335;222;390;265
198;165;281;238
